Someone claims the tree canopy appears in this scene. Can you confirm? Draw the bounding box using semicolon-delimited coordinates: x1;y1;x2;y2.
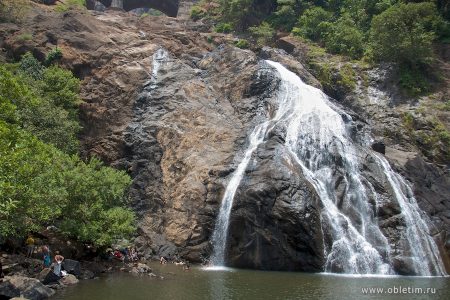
0;55;135;247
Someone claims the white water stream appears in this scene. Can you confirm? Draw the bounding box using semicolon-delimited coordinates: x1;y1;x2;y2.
209;60;446;276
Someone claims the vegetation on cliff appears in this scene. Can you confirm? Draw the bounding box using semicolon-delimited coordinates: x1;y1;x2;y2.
192;1;449;91
0;53;135;247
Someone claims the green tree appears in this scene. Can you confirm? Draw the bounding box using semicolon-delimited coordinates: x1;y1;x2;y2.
219;0;254;30
249;21;276;47
0;65;81;154
0;56;135;248
19;53;44;80
0;123;134;245
40;66;82;112
292;6;333;41
0;122;67;237
370;2;442;66
270;0;301;31
323;14;365;59
59;157;134;247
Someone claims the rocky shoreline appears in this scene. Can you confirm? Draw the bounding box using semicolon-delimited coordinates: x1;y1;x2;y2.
0;252;166;300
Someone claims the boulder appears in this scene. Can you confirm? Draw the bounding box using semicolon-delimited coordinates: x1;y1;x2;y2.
62;259;81;277
59;274;79;286
371;141;386;155
80;269;95;280
0;276;55;300
37;268;60;286
136;263;151;273
36;268;51;283
130;263;152;275
392;256;418;275
226;136;325;271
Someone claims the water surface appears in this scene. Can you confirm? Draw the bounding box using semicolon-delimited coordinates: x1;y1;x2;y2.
54;263;449;300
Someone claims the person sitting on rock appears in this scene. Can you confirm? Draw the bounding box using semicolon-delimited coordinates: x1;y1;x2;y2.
113;249;124;262
125;246;132;261
25;235;35;258
121;247;130;262
104;248;113;261
160;256;167;264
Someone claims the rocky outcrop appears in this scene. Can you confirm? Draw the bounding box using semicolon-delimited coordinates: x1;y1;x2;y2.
2;5;448;274
0;276;55;300
227;135;325;271
124;44;282;262
385;148;450;272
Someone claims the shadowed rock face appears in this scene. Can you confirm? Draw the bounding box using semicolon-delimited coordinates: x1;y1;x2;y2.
226;136;325;271
87;0;180;16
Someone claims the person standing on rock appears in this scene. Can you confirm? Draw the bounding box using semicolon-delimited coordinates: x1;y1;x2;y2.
25;235;35;258
42;245;51;268
53;254;65;277
130;247;138;262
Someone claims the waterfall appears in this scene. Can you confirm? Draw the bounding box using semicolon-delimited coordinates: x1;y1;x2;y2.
152;48;168;81
209;59;446;276
137;48;168;105
210;121;269;265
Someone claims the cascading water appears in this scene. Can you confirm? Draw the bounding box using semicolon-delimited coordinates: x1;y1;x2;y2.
209;60;446;276
210;121;269;266
151;48;168;83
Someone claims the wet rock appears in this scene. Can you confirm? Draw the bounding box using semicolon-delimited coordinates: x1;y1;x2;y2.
371;141;386;155
130;263;152;275
227;136;325;271
36;268;52;284
392;256;417;275
0;276;55;300
41;0;57;5
59;274;79;286
80;269;95;280
136;263;152;274
62;259;81;277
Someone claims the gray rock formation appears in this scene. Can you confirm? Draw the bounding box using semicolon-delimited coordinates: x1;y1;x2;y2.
0;276;55;300
227;135;325;271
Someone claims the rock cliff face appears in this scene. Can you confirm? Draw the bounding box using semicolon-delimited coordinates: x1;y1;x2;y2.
1;4;448;273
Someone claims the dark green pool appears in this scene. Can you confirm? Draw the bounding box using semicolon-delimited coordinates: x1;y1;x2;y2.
54;263;450;300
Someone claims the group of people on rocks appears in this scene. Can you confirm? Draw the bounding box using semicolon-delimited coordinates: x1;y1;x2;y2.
109;246;139;262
